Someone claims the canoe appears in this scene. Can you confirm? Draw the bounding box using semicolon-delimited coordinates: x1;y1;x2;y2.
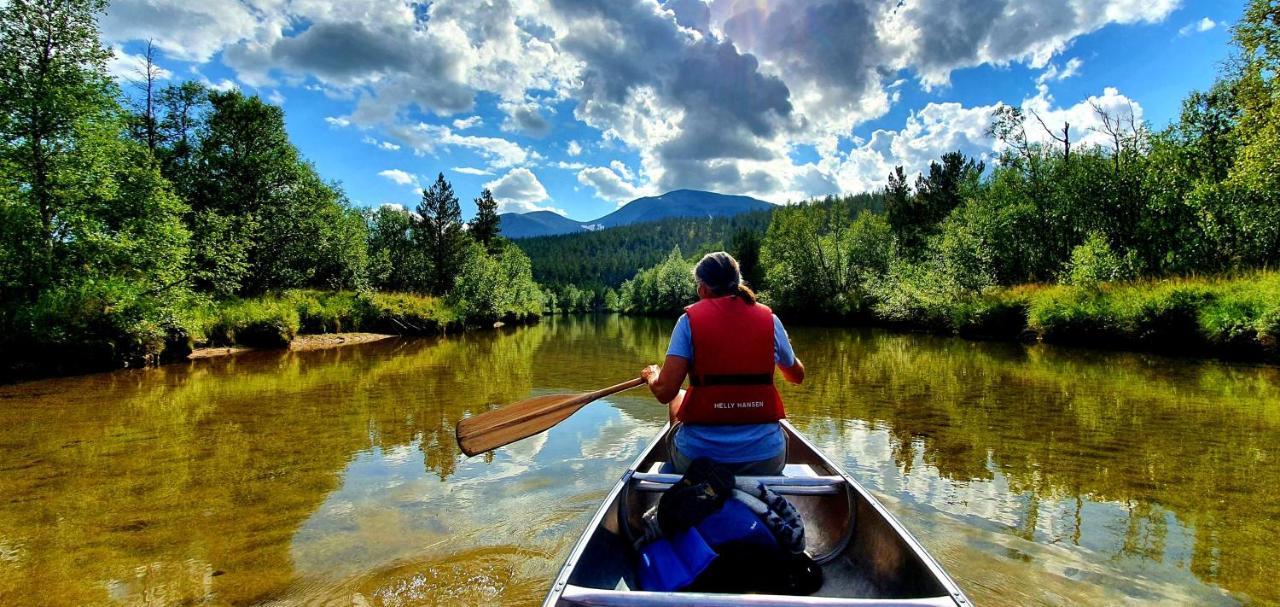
543;420;971;606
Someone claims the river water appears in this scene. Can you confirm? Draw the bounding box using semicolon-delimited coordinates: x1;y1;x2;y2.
0;315;1276;606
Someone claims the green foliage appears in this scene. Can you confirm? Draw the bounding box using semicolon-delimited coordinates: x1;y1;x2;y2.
356;291;455;335
761;201;892;316
449;241;543;324
469;188;501;252
618;247;696;315
1063;231;1137;287
415;173;467;295
284;290;360;334
204;297;301;348
5;278;188;372
188;90;368;295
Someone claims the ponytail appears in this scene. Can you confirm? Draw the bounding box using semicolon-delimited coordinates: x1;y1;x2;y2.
694;251;756;305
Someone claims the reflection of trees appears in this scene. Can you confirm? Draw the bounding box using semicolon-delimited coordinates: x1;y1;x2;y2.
782;326;1280;603
0;323;555;605
3;318;1276;604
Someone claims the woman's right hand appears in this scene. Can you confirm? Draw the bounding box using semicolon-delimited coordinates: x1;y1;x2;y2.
641;364;661;385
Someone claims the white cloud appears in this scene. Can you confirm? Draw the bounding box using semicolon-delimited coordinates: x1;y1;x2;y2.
578;166;643;206
1037;58;1083;85
99;0;1179;203
452;166;493;176
553;161;587;170
1179;18;1217;36
484;168;561;213
107;46;172;83
389;123;537;170
378;169;418;187
267;90;286;106
452;115;483;130
363;136;401;151
826;85;1145;195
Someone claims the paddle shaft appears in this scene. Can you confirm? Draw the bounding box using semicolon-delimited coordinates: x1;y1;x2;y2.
456;377;646;456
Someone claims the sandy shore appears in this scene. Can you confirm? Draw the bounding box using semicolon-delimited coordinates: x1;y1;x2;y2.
188;333;395;360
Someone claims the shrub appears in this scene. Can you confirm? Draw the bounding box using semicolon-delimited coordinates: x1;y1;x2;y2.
285;290;359;333
356;292;455;335
205;299;301;348
8;279;182;370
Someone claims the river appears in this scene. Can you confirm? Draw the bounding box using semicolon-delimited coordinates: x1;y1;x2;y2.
0;315;1276;606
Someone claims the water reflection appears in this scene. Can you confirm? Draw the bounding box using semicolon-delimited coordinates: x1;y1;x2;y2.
0;315;1275;605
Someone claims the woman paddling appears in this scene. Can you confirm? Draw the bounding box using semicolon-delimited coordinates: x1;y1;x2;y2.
641;251;805;475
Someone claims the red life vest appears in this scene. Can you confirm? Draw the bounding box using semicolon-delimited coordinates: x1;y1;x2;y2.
677;296;785;425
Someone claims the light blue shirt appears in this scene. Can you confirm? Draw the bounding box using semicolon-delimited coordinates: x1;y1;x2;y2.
665;312;795;463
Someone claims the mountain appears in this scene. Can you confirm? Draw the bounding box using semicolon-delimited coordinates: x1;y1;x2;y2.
592;189;773;228
498;189;773;238
497;210;587;239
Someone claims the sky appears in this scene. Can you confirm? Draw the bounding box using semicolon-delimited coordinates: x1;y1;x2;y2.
99;0;1238;222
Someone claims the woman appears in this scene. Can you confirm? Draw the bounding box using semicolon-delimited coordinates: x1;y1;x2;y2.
641;251;805;475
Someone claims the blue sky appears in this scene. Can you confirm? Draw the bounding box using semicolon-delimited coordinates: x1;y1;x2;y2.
100;0;1238;222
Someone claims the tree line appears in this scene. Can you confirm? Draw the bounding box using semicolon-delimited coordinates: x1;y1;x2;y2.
0;0;540;375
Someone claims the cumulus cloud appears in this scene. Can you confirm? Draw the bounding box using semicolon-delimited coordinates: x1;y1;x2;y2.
363;136;401;151
378;169;418;187
101;0;1179;201
452;166;493;176
578;166;644;205
876;0;1178;89
452;115;483;130
382;122;537;170
1037;58;1083;85
107;46;172;83
1179;18;1217;36
485;168;562;213
826;86;1145;195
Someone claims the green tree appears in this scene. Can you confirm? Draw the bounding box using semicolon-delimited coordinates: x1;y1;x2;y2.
366;205;421;291
414;173;467;295
729;228;763;290
154;81;208;200
0;0;114;290
470;188;501;252
188;90;366;294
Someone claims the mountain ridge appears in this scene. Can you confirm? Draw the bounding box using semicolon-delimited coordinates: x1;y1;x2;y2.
499;189;772;238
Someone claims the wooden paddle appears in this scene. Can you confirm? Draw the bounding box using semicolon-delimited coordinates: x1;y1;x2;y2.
455;377;646;457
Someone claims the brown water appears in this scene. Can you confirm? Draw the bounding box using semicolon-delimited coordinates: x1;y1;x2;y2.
0;315;1277;606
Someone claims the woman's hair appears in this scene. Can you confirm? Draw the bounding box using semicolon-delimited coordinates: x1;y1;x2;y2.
693;251;757;304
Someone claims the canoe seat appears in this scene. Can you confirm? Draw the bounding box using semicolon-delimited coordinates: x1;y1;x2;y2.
631;465;843;496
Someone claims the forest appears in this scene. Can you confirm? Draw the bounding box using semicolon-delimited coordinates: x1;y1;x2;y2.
596;1;1280;360
0;0;542;377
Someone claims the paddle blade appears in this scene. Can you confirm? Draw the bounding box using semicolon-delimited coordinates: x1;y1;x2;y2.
455;393;588;457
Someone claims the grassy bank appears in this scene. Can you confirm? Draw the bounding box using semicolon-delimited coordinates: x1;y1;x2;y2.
1;289;539;382
875;271;1280;361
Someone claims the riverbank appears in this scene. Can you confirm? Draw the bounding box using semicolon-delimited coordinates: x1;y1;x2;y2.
845;270;1280;363
188;332;396;359
0;289;539;384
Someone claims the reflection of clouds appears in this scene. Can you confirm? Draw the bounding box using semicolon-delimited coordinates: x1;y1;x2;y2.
288;397;659;600
795;417;1230;605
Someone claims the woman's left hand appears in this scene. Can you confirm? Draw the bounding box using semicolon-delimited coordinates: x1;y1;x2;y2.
640;364;661;385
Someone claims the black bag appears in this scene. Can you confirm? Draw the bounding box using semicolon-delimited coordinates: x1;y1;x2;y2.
656;457;735;536
686;543;825;595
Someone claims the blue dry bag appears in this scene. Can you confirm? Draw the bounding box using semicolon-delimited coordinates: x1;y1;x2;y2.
636;499;778;591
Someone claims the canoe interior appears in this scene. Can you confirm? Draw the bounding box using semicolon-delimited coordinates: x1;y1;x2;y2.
548;422;965;606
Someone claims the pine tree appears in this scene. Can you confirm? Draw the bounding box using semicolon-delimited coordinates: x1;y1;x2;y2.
470;188;501;252
414;173;467;294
